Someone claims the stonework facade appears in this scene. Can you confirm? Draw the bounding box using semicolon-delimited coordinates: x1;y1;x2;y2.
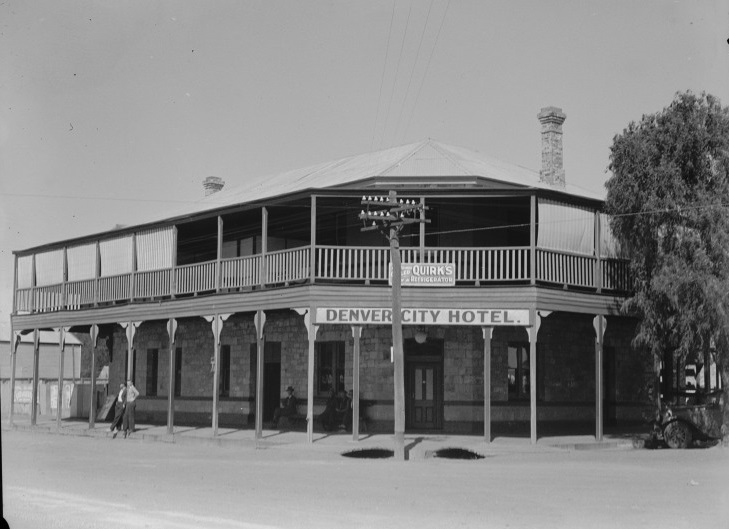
104;309;653;432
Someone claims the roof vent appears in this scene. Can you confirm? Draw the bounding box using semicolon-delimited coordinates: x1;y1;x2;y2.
203;176;225;196
537;107;566;188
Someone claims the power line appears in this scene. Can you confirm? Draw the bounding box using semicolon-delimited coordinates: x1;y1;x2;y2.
392;0;435;143
402;0;450;141
370;0;398;153
379;0;414;150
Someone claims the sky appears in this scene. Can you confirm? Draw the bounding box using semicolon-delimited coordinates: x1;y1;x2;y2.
1;0;727;321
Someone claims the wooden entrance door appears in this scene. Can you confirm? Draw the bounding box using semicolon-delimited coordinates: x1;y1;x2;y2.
405;339;443;430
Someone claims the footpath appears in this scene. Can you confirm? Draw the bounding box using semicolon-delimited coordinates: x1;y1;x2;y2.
1;414;645;460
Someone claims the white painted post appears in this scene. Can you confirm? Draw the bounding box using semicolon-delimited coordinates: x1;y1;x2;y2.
254;310;266;440
482;326;494;443
166;318;178;435
352;325;362;442
56;327;66;430
593;315;607;441
31;330;40;426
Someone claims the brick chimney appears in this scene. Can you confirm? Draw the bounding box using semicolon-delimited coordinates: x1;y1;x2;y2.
537;107;566;188
203;176;225;196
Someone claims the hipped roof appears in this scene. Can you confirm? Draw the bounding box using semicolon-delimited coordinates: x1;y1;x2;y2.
167;139;602;219
19;139;603;252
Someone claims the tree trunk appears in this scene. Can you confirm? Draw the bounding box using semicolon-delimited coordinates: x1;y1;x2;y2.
721;361;729;447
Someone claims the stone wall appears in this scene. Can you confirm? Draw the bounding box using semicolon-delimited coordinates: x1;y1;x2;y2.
100;309;652;428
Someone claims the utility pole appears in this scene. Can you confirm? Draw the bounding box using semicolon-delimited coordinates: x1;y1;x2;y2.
360;190;428;461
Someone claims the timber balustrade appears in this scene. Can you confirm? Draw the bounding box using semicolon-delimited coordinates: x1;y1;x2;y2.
14;246;630;313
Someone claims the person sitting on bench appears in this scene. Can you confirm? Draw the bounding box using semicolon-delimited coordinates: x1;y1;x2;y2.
334;389;350;430
271;386;297;428
318;389;338;431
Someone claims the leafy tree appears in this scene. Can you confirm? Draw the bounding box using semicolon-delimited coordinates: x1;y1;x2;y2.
604;91;729;444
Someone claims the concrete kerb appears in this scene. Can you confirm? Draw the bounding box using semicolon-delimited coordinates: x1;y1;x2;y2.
2;416;644;457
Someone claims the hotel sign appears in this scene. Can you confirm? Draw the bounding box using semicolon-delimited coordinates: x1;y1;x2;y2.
315;308;530;326
389;263;455;287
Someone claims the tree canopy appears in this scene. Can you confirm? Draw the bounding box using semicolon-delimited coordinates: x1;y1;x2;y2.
604;91;729;438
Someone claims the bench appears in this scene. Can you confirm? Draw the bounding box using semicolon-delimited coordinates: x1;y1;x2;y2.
276;400;373;432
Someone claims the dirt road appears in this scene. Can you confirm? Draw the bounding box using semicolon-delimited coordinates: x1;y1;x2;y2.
2;430;727;528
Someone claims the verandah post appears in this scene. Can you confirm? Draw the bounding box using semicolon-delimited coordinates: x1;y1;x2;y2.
8;329;20;426
12;254;18;314
166;318;178;435
352;325;361;442
31;329;40;426
294;307;318;443
216;216;223;292
130;233;137;302
261;208;268;288
254;310;266;441
593;315;607;441
594;211;602;293
482;326;494;443
56;327;66;430
207;313;232;436
527;311;547;444
89;324;99;428
310;196;316;284
62;247;68;309
530;195;536;285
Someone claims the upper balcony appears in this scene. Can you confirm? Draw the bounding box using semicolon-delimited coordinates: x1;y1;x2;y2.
12;194;630;315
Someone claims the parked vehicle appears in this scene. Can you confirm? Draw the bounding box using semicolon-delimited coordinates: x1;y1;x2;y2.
652;390;724;448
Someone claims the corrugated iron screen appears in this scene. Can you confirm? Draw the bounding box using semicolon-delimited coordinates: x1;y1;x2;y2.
99;235;133;276
35;249;64;286
136;227;174;271
599;213;625;258
537;199;594;255
17;255;34;288
67;243;97;281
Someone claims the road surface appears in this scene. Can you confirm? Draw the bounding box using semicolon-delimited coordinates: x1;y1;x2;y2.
2;429;728;528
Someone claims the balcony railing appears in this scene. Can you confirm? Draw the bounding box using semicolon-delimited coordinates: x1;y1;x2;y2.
14;245;630;313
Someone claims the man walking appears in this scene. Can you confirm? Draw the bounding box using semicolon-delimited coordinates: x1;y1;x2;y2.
122;379;139;438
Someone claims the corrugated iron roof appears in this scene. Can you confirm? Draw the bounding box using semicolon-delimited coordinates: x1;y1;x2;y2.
17;140;604;252
165;139;602;220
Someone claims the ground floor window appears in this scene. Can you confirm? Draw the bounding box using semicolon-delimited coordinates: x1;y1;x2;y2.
146;348;158;396
220;345;231;397
316;341;345;396
175;348;182;397
508;343;529;400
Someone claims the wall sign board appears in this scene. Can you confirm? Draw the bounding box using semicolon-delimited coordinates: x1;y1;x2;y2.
315;308;530;326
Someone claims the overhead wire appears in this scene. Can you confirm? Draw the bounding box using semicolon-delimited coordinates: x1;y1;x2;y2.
370;0;398;153
401;0;450;142
378;0;414;150
391;0;436;144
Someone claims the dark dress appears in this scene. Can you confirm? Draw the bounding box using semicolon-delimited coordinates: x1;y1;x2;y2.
272;393;297;426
